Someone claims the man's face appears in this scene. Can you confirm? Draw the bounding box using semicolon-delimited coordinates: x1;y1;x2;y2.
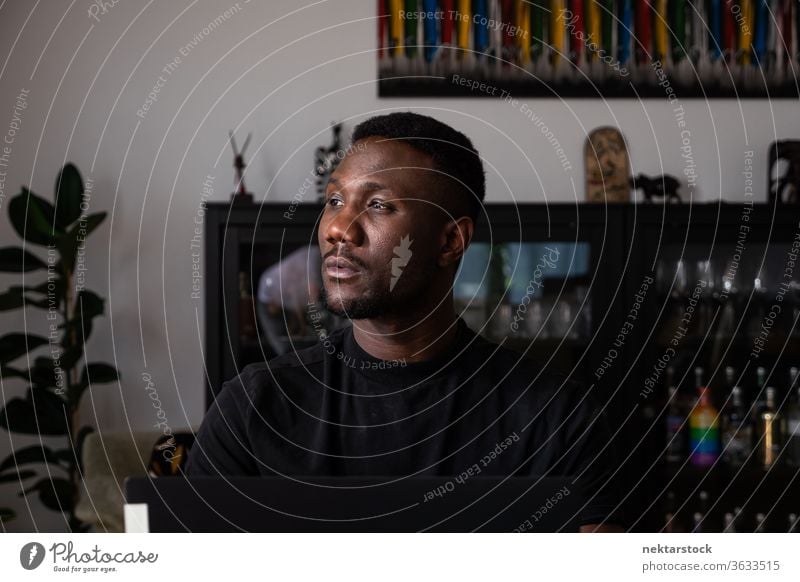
318;137;449;320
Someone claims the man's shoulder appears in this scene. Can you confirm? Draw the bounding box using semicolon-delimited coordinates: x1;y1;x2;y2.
225;326;348;392
242;328;346;377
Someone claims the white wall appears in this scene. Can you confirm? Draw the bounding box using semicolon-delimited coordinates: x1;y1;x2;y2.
1;0;798;531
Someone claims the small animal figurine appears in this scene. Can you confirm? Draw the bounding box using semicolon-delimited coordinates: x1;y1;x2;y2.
768;140;800;204
229;130;253;203
584;127;632;202
148;433;195;477
630;174;682;203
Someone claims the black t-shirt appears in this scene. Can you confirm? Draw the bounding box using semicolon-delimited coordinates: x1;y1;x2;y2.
186;317;625;527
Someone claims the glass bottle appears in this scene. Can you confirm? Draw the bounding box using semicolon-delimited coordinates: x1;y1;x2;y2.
732;506;743;532
690;386;720;467
723;512;736;532
691;512;704;533
697;490;709;527
756;387;785;469
755;366;767;396
724;366;736;392
665;368;685;462
526;302;547;339
786;368;800;467
750;366;768;430
663;490;679;533
721;386;752;467
486;244;510;339
695;366;704;392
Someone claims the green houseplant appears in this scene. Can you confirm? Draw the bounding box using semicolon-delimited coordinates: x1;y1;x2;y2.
0;163;119;531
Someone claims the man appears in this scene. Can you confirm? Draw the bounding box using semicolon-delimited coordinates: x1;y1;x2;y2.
186;112;625;532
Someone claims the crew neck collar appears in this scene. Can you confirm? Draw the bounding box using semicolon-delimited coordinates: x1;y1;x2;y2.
341;317;480;384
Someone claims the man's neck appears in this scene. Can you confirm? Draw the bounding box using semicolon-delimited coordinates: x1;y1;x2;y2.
351;307;460;363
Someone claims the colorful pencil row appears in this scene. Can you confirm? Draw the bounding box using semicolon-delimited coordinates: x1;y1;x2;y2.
377;1;800;88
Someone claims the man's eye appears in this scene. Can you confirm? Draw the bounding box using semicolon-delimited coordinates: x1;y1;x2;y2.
326;195;342;207
369;200;392;211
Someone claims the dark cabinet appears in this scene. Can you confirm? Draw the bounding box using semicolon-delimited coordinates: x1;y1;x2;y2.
623;202;800;532
203;200;800;531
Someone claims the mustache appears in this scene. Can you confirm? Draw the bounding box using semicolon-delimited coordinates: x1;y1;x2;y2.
322;247;367;269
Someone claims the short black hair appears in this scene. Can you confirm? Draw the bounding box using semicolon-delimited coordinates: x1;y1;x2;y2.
351;112;486;223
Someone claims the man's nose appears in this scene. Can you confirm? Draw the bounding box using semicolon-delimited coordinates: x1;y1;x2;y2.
323;203;364;246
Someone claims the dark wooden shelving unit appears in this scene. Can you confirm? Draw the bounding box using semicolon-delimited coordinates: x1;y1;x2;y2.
203;199;800;531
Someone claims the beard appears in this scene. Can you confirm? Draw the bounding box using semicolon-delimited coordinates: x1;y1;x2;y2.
320;278;393;319
320;258;437;320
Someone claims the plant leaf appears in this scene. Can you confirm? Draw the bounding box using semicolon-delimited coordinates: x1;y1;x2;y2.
0;333;49;365
9;187;62;246
56;212;106;273
0;388;69;435
21;477;74;512
76;289;104;319
31;277;64;297
52;346;83;372
54;448;77;468
0;363;26;379
0;445;63;472
0;288;24;311
60;290;104;329
26;356;69;390
26;350;82;388
0;283;60;312
61;319;93;350
80;363;119;386
0;507;15;522
54;163;84;228
0;247;47;272
60;290;103;346
0;282;63;312
0;470;36;484
73;363;119;402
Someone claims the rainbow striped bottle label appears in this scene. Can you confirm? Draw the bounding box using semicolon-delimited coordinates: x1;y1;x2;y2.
690;426;719;466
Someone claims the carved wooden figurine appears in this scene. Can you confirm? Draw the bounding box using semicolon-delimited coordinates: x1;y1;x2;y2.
584;127;632;202
230;130;253;203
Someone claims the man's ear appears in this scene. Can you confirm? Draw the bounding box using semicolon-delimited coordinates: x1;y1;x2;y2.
439;216;474;267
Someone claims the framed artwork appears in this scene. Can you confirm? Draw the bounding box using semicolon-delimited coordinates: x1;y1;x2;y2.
377;1;800;98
